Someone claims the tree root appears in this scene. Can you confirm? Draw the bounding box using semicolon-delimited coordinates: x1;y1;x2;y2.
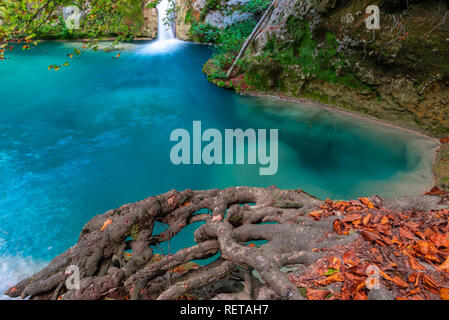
4;187;445;300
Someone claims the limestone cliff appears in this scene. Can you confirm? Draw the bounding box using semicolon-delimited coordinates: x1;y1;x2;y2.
141;5;158;38
200;0;449;137
175;0;255;40
175;0;204;40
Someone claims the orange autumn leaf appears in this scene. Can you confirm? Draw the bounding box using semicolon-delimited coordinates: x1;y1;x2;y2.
379;269;394;281
100;219;112;232
408;272;418;284
330;255;341;267
416;241;430;255
306;288;330;300
399;227;415;240
392;276;409;288
343;249;359;267
440;288;449;300
347;206;362;212
315;272;345;286
333;219;343;234
431;233;449;248
380;216;389;225
354;291;369;300
363;214;371;226
407;287;421;296
439;256;449;271
408;256;426;271
308;210;322;220
423;275;441;288
424;254;440;263
342;213;362;222
356;281;366;292
359;197;375;208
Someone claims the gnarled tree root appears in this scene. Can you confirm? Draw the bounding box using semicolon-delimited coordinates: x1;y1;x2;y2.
4;187;444;300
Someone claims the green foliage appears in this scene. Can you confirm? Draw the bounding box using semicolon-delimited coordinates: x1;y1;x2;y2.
184;7;193;24
241;0;271;14
1;0;147;44
199;0;223;21
198;18;257;80
190;22;221;43
261;16;369;90
146;0;161;9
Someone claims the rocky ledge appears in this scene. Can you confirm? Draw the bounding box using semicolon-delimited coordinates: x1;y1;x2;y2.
194;0;449;136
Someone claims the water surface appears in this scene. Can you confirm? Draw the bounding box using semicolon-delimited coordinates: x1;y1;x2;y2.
0;41;437;296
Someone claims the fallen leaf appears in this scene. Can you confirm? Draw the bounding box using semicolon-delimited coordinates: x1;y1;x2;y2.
379;269;394;282
440;288;449;300
416;241;430;255
440;256;449;271
380;216;389;225
392;276;409;288
354;291;369;300
399;227;415;240
363;214;372;226
423;274;440;288
361;230;382;242
323;268;338;276
359;197;375;208
315;272;345;286
308;210;322;220
342;213;362;222
408;256;426;271
100;219;112;232
306;288;330;300
343;249;359;267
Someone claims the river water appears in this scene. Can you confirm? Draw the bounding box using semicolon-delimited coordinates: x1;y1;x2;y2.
0;40;438;297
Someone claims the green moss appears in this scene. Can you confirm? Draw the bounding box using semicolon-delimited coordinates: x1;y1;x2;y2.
200;0;223;21
200;18;257;81
185;7;193;24
244;17;372;93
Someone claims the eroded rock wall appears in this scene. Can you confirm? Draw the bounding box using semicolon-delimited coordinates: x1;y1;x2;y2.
141;5;158;38
239;0;449;136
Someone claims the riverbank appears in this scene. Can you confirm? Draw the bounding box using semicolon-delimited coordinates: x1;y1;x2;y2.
240;89;443;194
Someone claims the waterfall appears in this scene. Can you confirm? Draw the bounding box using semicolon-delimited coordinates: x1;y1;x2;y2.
156;0;175;41
141;0;181;53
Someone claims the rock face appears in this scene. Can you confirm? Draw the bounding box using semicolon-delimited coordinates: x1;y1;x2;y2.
141;6;158;38
205;10;253;28
204;0;449;136
175;0;204;40
175;0;254;40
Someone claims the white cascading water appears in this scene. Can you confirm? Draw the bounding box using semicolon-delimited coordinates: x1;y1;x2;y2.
156;0;175;41
142;0;181;53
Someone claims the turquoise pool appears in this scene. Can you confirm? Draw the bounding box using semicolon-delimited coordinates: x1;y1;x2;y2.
0;41;437;296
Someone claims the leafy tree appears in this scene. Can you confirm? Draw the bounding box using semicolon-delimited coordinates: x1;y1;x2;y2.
0;0;151;62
